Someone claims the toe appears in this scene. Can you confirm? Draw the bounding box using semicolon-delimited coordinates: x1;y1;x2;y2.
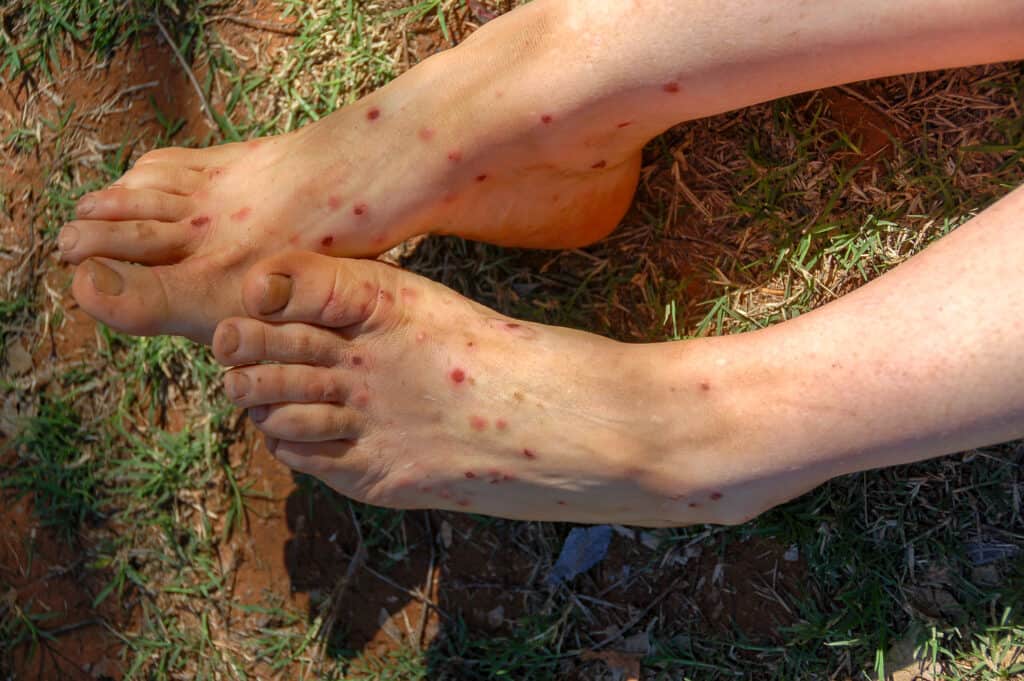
241;252;418;330
213;318;348;367
223;364;350;408
113;163;206;196
249;403;364;442
76;187;192;222
59;219;195;265
133;143;247;170
71;257;229;343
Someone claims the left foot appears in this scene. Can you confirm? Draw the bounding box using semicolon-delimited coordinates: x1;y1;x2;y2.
212;252;769;526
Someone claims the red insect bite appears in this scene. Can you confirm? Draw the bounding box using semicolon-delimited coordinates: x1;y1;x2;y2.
190;215;210;227
522;448;537;460
591;160;607;169
450;369;466;384
321;236;334;247
496;419;508;430
464;471;476;479
327;195;342;210
469;415;488;431
663;82;681;93
418;127;435;141
366;107;381;120
710;492;723;500
447;150;463;162
230;206;251;222
353;203;367;216
540;114;553;124
475;174;488;182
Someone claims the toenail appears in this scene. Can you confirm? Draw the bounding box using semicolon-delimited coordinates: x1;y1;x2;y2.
258;274;293;315
225;372;249;400
218;323;240;356
76;196;95;217
58;225;79;252
249;406;269;423
84;260;124;296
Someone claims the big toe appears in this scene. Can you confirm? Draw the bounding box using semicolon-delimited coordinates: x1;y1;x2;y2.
71;257;239;343
240;252;423;331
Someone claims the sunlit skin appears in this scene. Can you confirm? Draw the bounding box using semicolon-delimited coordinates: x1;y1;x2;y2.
64;0;1024;524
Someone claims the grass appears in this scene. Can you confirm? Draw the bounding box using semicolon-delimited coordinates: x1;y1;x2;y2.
1;1;1022;680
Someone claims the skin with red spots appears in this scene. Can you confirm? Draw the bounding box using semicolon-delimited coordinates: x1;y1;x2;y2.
699;380;711;391
353;204;368;216
418;127;435;141
475;174;488;182
353;393;370;408
366;107;381;120
439;489;451;499
351;356;363;366
522;448;537;460
710;492;723;500
591;160;607;169
470;415;488;431
540;114;553;124
327;195;342;211
190;215;210;227
321;236;334;247
663;82;681;93
400;287;418;300
496;419;508;430
451;368;466;384
448;150;463;162
379;290;395;304
230;207;251;221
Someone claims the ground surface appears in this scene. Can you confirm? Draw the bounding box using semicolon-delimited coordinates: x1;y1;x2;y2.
1;1;1023;680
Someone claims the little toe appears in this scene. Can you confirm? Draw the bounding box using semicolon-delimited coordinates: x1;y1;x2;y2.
71;257;225;342
76;187;192;222
213;318;347;367
249;403;364;442
132;143;247;170
113;163;206;196
59;219;195;265
223;364;349;409
242;252;412;330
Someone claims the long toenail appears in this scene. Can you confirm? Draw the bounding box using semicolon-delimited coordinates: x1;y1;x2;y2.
218;323;240;356
85;260;124;296
76;196;95;217
249;406;269;423
225;372;249;400
259;274;293;315
58;225;79;252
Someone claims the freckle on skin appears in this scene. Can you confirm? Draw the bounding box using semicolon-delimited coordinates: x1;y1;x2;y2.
190;215;210;227
353;203;367;216
470;415;488;431
230;207;251;221
710;492;723;500
699;380;711;392
663;82;681;93
366;107;381;120
450;369;466;384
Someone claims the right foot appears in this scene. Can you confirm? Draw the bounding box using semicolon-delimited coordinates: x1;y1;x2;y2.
61;47;641;343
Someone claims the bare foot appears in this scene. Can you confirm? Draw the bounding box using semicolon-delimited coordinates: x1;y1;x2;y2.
61;49;640;343
210;252;787;527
